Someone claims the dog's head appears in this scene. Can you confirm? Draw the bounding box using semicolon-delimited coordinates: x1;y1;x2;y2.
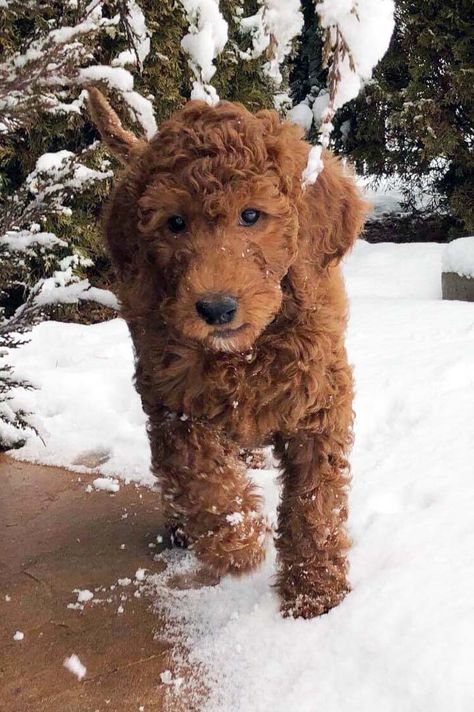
88;88;367;353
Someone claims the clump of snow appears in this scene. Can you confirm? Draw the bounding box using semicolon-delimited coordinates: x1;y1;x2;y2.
92;477;120;493
74;589;94;603
239;1;303;88
13;631;24;641
317;0;394;79
301;144;324;188
160;670;173;685
286;102;313;132
26;149;112;214
35;278;119;311
78;65;157;138
0;230;65;254
112;0;151;70
180;0;228;105
300;0;394;184
315;0;394;138
63;654;86;681
160;669;184;689
261;0;304;87
442;236;474;279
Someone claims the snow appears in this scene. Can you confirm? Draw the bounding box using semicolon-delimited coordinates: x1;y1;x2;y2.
112;0;150;70
6;241;474;710
92;476;120;493
180;0;228;104
239;1;303;87
35;279;119;311
0;230;65;254
63;654;87;681
301;144;324;188
359;173;439;219
344;241;444;300
13;631;24;641
302;0;394;178
317;0;395;80
142;241;474;711
27;149;112;205
75;589;94;603
442;236;474;278
8;319;153;486
286;102;313;131
160;670;174;685
79;65;157;139
315;0;394;124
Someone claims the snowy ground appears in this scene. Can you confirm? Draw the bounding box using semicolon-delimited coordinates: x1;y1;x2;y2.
8;240;474;711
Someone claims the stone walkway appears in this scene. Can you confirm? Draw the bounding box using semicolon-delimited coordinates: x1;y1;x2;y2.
0;456;184;712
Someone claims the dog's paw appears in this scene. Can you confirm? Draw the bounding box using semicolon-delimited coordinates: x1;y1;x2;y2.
280;587;349;619
194;512;270;577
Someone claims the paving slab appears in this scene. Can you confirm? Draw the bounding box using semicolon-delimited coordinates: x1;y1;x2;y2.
0;456;189;712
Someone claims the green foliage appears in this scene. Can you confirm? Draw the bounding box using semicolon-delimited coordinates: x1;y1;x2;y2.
333;0;473;234
0;0;279;317
214;1;275;110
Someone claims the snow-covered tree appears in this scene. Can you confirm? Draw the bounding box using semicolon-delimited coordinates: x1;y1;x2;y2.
292;0;473;235
0;0;149;446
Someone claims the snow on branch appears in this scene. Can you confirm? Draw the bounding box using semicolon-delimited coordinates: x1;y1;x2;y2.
0;1;157;138
79;65;157;138
113;0;151;70
298;0;395;187
179;0;229;105
239;0;303;92
0;1;116;129
0;147;112;238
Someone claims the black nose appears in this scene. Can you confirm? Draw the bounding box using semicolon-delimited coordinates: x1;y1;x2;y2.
195;295;238;325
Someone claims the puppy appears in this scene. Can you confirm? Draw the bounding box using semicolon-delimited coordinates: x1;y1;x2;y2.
88;87;367;618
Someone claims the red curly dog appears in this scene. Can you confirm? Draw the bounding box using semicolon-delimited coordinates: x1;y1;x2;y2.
88;87;367;618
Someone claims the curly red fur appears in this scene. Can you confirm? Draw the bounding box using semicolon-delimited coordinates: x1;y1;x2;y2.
88;91;368;617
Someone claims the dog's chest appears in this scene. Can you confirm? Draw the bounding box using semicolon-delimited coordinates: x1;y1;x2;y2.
141;337;326;446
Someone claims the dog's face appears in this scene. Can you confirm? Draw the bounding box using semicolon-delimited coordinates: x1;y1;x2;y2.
87;89;367;353
140;179;297;353
136;107;303;352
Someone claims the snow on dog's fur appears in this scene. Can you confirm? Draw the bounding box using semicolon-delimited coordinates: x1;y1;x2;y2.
87;87;368;618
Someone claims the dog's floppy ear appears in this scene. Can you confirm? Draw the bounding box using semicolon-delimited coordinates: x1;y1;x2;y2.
287;152;369;307
86;86;144;164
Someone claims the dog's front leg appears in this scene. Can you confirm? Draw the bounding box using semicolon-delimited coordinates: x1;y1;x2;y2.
149;414;268;576
274;430;352;618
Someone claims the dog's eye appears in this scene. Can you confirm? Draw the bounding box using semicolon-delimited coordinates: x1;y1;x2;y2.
167;215;186;233
239;209;260;226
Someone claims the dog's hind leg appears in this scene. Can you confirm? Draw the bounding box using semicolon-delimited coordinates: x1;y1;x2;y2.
149;414;268;577
274;427;352;618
